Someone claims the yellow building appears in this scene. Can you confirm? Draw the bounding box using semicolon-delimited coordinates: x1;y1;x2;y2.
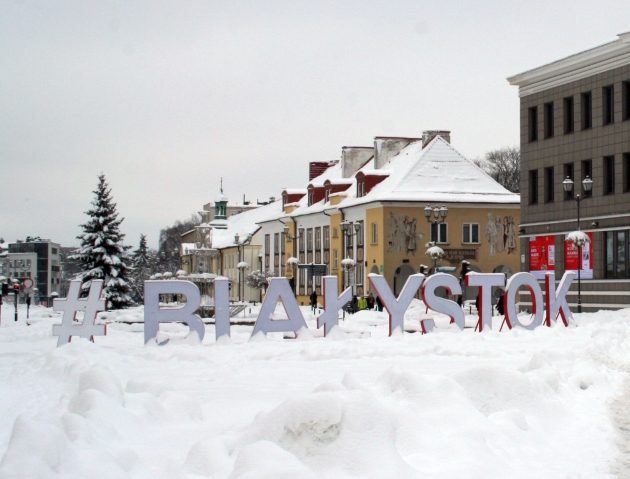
258;131;520;304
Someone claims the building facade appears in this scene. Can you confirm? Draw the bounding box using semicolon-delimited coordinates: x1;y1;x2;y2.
7;239;62;299
508;32;630;310
259;131;521;305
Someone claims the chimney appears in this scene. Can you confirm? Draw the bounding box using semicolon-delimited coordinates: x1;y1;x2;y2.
340;146;374;178
373;137;419;169
422;130;451;148
309;162;329;181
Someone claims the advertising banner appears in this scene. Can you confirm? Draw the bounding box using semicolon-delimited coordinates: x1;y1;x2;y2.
564;232;594;279
529;235;555;279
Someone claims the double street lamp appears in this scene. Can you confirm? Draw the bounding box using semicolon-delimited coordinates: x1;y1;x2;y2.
562;175;593;313
424;205;448;274
340;222;361;293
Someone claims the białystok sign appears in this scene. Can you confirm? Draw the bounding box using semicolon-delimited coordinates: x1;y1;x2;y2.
53;272;577;346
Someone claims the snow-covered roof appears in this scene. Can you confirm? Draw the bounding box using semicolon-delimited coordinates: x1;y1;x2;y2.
282;188;307;195
342;136;519;208
309;161;343;188
211;200;283;248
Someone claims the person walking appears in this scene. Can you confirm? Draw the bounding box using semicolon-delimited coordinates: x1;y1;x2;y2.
309;290;318;313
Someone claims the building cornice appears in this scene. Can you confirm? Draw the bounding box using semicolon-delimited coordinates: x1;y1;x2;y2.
507;32;630;97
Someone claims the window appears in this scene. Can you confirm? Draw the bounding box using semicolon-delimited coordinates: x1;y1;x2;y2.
357;181;365;198
544;166;554;202
624;153;630;192
544;102;554;138
307;190;314;206
563;163;574;200
264;234;271;269
581;160;593;198
563;96;574;134
529;169;539;204
431;223;447;243
371;223;378;244
606;230;629;279
463;223;479;243
273;233;280;271
603;85;614;125
623;81;630;121
604;155;615;195
315;227;321;263
324;188;330;202
528;106;538;142
581;91;592;129
306;228;313;263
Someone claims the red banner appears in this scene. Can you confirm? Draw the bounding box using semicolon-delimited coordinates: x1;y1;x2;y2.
529;236;555;279
564;232;594;279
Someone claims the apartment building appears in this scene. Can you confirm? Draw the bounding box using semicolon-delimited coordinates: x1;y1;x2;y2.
508;32;630;309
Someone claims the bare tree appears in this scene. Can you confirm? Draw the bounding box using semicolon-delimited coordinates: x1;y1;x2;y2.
478;147;520;193
156;214;200;273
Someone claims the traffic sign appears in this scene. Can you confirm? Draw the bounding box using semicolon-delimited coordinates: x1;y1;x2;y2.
22;278;34;289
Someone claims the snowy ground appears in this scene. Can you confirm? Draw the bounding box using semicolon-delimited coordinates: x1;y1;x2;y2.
1;301;630;478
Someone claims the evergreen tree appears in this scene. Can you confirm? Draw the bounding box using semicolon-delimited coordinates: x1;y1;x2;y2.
130;234;153;302
76;174;132;309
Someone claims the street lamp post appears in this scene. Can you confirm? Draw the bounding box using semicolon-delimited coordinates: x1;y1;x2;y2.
562;175;593;313
424;205;448;273
234;233;252;303
283;225;298;293
340;222;361;294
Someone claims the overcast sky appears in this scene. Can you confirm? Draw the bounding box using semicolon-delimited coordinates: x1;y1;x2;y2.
2;0;630;249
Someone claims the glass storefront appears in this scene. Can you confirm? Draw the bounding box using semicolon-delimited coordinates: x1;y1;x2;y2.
605;230;629;278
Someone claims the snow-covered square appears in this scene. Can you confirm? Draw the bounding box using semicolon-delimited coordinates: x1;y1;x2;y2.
1;302;629;478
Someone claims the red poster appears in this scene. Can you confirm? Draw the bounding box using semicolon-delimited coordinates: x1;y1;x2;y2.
564;232;594;279
529;236;555;279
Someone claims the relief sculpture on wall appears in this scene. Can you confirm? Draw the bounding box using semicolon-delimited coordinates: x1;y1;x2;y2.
387;213;421;254
486;213;516;256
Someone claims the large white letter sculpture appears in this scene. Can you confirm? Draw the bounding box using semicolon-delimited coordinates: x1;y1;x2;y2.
544;271;576;327
369;273;424;336
317;276;352;336
503;272;544;330
422;273;464;331
53;279;106;346
213;277;231;340
251;278;307;337
466;273;505;332
144;280;205;344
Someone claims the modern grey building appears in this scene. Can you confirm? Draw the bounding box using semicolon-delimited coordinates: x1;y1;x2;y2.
508;32;630;310
8;239;62;300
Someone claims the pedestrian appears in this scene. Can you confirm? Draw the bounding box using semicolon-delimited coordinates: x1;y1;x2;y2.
458;260;470;306
309;289;317;313
496;290;505;316
350;295;358;314
367;293;375;310
375;295;383;312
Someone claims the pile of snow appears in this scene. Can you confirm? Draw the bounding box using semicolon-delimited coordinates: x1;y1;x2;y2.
0;302;629;478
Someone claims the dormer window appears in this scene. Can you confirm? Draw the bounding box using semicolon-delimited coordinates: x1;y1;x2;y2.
325;188;330;202
308;189;314;206
357;180;365;197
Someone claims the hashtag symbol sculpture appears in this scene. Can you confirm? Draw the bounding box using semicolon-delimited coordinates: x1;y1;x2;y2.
52;279;106;346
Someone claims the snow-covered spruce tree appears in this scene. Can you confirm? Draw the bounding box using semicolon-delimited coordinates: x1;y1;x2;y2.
76;174;132;309
130;233;153;303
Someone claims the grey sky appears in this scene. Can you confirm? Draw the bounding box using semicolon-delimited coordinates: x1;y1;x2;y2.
2;0;630;249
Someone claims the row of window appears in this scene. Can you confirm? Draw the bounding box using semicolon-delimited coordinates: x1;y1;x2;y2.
7;259;32;268
529;153;630;204
528;81;630;142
